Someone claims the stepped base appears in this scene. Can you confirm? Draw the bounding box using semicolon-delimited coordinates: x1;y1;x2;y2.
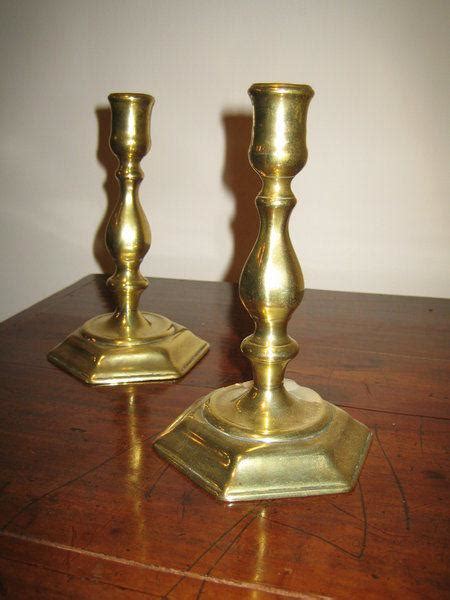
154;379;371;501
48;311;209;385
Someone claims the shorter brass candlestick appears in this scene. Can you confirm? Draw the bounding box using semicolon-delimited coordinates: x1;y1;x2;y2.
154;83;371;501
48;93;208;384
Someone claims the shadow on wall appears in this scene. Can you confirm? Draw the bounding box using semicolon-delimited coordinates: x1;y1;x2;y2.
92;109;261;285
220;113;258;379
92;106;118;312
94;106;117;276
221;112;260;283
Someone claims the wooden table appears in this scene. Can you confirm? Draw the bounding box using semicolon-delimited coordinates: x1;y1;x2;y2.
0;275;448;599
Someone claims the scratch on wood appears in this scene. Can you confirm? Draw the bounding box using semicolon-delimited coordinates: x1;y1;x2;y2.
0;433;157;532
0;553;158;597
163;505;259;597
179;490;192;522
327;498;408;540
320;482;368;558
374;427;411;531
143;465;169;500
265;516;363;560
0;530;330;599
358;481;368;559
326;500;357;521
195;514;259;599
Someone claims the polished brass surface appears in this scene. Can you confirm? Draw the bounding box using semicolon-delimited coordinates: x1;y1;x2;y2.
154;83;371;500
48;93;208;384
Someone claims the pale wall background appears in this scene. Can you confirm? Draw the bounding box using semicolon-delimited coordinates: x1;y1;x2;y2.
0;0;449;321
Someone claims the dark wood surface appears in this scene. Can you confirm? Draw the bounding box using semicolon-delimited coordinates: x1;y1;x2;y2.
0;275;449;599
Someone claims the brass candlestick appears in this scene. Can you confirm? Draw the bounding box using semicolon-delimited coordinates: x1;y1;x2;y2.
48;93;208;384
154;83;371;501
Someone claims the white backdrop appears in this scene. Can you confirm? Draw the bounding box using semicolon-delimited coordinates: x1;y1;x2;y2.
0;0;449;321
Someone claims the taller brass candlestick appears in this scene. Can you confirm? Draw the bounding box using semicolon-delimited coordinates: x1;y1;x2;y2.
154;83;371;501
48;93;208;384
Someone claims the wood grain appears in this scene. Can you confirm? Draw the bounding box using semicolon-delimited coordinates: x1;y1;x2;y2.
0;275;449;599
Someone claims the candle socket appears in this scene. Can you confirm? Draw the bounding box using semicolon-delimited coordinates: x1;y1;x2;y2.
48;93;208;384
154;84;371;501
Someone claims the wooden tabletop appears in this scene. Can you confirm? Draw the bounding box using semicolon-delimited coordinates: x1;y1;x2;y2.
0;275;448;599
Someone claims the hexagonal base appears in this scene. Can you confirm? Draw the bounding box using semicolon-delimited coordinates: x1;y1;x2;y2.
48;312;209;385
154;380;372;501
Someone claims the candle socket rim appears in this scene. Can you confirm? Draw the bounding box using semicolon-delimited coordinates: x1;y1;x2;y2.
249;82;314;97
108;92;155;104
